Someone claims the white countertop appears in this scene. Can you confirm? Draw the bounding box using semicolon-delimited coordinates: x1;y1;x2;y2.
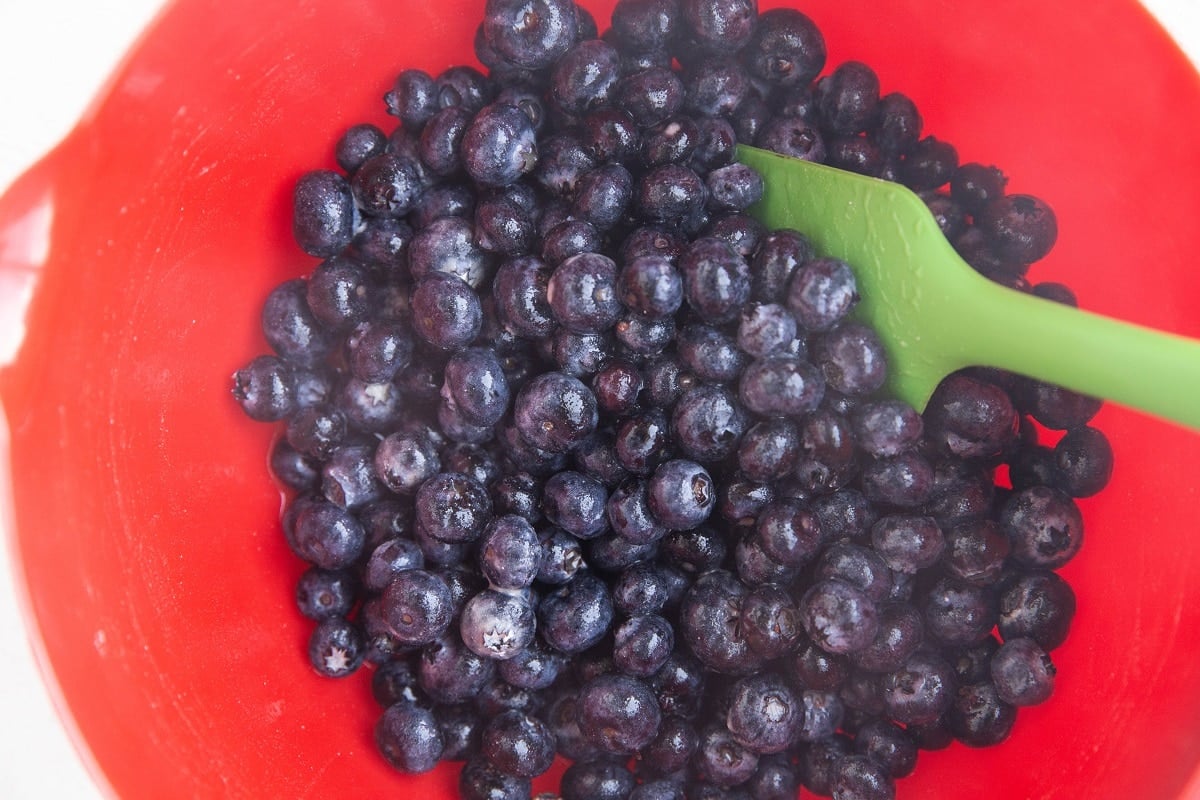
0;2;1197;798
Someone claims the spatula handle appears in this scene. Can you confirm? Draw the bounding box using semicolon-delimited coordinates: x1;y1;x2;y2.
963;284;1200;430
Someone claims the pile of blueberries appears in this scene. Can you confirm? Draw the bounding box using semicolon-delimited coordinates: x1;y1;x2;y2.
231;1;1115;798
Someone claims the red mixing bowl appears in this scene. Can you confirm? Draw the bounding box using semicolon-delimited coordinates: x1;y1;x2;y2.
2;0;1200;797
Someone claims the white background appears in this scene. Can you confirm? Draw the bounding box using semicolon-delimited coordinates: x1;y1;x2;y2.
0;1;1197;798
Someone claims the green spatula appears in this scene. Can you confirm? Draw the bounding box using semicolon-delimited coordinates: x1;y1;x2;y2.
737;145;1200;431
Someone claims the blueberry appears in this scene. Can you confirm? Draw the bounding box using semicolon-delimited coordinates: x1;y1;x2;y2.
539;572;614;653
617;256;684;320
922;576;995;648
410;272;483;350
459;756;532;800
680;0;758;54
850;601;924;675
829;754;895;800
514;371;599;452
380;568;454;646
648;651;707;719
435;65;495;112
747;754;801;800
615;66;685;126
260;279;335;369
547;252;623;333
676;324;746;383
684;56;751;118
419;633;497;704
881;650;955;726
1000;485;1084;569
578;673;663;755
724;673;803;755
231;355;296;422
870;515;944;574
704;162;764;213
371;431;439;494
694;724;759;787
409;216;494;288
460;103;539;188
872;92;923;156
415;472;492;544
611;0;679;51
498;640;566;691
679;236;751;322
270;439;320;491
787;257;858;333
474;195;534;256
385;68;439;128
375;700;443;773
480;710;556;779
612;561;675;616
321;442;385;509
543;470;610;539
491;255;556;340
288;498;366;569
750;229;811;303
798;734;852;795
551;39;621;116
942;517;1010;586
534;134;597;197
613;613;676;676
363;537;425;592
483;0;578;69
573;163;634;231
860;449;934;508
997;569;1076;650
476;515;541;589
739;355;825;418
1016;379;1103;430
757;116;826;162
438;703;484;761
924;374;1017;460
561;758;639;800
586;529;658;572
575;432;632;487
346;320;413;383
630;779;686;800
799;578;880;655
411;182;476;230
679;570;758;674
736;303;797;359
307;617;365;678
537;527;586;585
351;153;422;218
670;384;748;464
636;163;707;223
641;115;699;167
851;400;924;458
1053;425;1113;497
990;637;1056;707
292;170;355;258
737;420;800;483
947;681;1016;748
744;7;824;86
900;135;959;191
295;567;359;621
440;347;510;427
592;359;644;415
419;105;472;177
607;479;670;545
579;108;642;164
554;328;616;376
542;220;602;267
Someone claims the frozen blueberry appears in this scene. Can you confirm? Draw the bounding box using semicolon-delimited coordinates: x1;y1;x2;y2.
851;400;924;458
850;601;924;675
534;134;597;197
618;255;684;319
580;108;641;164
573;163;634;231
440;347;510;427
829;754;894;800
408;216;494;288
492;255;556;340
536;527;586;585
474;195;534;256
737;420;800;484
705;162;764;212
592;360;643;416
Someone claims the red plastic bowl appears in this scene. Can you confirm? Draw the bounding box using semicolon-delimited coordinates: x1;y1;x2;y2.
2;0;1199;797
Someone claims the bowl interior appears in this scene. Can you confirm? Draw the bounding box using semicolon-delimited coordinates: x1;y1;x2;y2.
3;0;1200;797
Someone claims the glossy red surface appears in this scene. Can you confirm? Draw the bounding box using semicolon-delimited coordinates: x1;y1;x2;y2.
1;0;1199;797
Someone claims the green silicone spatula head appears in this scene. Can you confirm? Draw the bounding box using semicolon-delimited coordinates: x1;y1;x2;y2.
737;145;1200;431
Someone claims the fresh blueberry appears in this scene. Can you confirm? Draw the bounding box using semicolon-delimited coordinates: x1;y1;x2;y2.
462;103;539;188
547;252;623;333
375;700;443;773
543;470;610;539
635;163;707;223
481;709;556;778
679;236;751;322
307;617;365;678
363;537;425;592
415;471;493;544
997;569;1076;650
670;384;749;463
539;572;614;653
292;170;355;258
1000;485;1084;569
419;633;497;704
757;116;826;161
295;567;359;621
739;355;826;418
613;613;675;676
459;756;531;800
572;163;634;231
483;0;578;69
385;68;439;128
514;371;599;452
900;135;959;192
288;497;366;569
870;514;944;574
551;39;622;116
744;7;824;86
678;570;758;674
579;673;663;754
799;578;880;655
537;526;587;585
380;568;454;646
679;0;758;54
941;517;1010;586
542;219;602;266
561;758;639;800
477;515;541;589
410;272;483;350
